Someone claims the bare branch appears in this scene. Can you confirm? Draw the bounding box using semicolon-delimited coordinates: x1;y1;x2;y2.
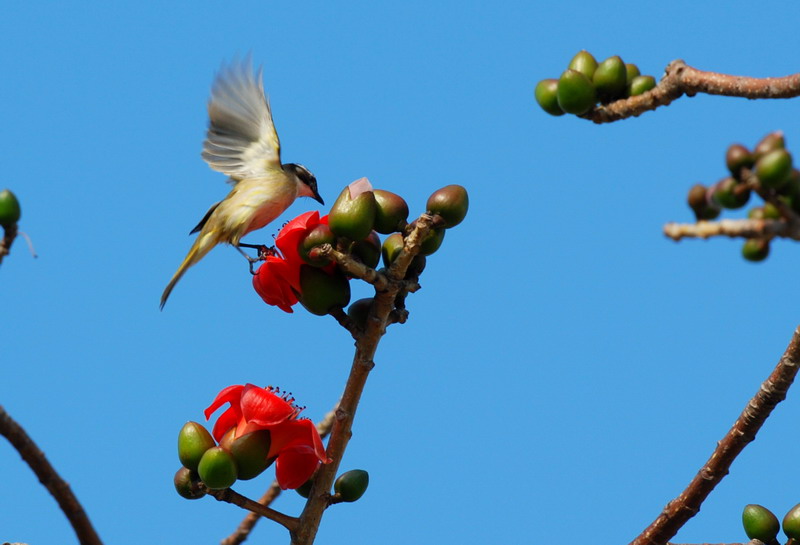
207;488;298;532
0;223;18;266
663;218;791;241
630;327;800;545
0;405;103;545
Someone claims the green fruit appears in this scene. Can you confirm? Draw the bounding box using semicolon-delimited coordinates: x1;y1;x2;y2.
625;63;640;85
763;202;781;219
295;478;314;499
381;233;404;267
712;178;749;210
373;190;409;233
557;69;596;115
351;231;382;268
298;265;351;316
347;298;374;329
628;75;656;96
748;206;765;220
754;131;785;160
174;467;206;500
782;502;800;540
742;239;770;262
228;430;273;480
534;79;564;116
756;149;793;189
299;224;336;267
427;185;469;228
568;50;598;79
334;469;369;502
0;189;21;229
593;56;627;101
742;504;780;542
328;185;377;240
178;422;216;472
197;447;238;490
420;228;446;256
687;184;708;212
726;144;754;178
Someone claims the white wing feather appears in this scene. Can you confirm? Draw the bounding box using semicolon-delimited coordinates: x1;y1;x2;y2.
201;57;282;181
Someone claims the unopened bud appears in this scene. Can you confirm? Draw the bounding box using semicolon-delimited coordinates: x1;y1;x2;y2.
334;469;369;502
178;422;216;472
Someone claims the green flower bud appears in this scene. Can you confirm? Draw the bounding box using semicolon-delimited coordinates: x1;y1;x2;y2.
328;182;377;240
625;63;640;85
178;421;216;472
381;233;404;267
298;265;351;316
763;201;781;219
197;446;238;490
334;469;369;502
742;239;770;262
687;184;708;213
755;149;793;189
351;231;382;268
782;502;800;540
628;75;656;96
534;79;564;116
568;50;598;79
687;183;721;221
420;228;446;256
742;504;780;542
347;297;374;329
712;178;750;209
754;131;785;161
406;254;426;278
299;224;336;267
593;56;627;102
228;430;273;481
427;184;469;228
726;144;754;178
557;69;596;115
295;478;314;499
373;190;409;234
174;467;206;500
0;189;21;229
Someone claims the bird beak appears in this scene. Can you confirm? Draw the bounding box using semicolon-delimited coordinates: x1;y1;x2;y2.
312;189;324;205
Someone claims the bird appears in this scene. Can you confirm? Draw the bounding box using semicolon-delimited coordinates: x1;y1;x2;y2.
160;58;324;309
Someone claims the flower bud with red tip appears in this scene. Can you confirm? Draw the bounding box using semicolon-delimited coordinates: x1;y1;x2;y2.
328;178;377;240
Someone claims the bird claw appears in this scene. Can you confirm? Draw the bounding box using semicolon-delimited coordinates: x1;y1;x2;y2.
236;243;278;275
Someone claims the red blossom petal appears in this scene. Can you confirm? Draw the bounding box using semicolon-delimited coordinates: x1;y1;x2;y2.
211;407;241;442
240;384;297;427
253;257;299;312
204;384;245;441
275;443;323;490
276;211;320;263
204;384;244;420
267;419;329;464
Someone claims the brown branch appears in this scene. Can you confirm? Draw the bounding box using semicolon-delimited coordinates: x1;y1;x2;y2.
663;218;792;241
0;223;18;266
667;542;764;545
315;246;388;290
220;408;338;545
583;60;800;124
207;488;298;532
328;307;359;339
630;326;800;545
0;405;103;545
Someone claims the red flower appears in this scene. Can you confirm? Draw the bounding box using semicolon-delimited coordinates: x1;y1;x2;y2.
204;383;330;489
252;211;328;313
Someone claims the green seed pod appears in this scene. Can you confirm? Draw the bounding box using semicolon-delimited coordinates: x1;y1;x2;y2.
0;189;21;229
534;79;564;116
742;504;780;542
427;184;469;227
742;239;770;262
295;478;314;499
625;63;640;85
381;232;404;267
593;56;627;101
420;228;446;256
712;178;749;209
178;421;216;472
687;184;708;214
406;254;426;278
298;224;336;267
197;446;238;490
755;149;793;189
328;184;377;241
557;69;596;115
351;231;382;268
748;206;766;220
782;502;800;540
298;265;351;316
373;190;410;234
174;467;206;500
568;50;598;79
347;297;374;329
754;131;785;161
228;430;273;481
334;469;369;502
726;144;754;178
763;201;781;219
628;75;656;96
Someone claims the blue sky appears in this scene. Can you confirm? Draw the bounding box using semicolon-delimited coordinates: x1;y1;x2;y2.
3;1;800;544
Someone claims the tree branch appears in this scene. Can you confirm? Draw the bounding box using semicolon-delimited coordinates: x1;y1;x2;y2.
0;405;103;545
630;327;800;545
0;223;18;266
663;218;791;241
207;488;298;532
583;60;800;124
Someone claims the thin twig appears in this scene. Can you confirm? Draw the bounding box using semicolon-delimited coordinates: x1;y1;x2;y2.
630;327;800;545
207;488;298;532
314;246;388;290
0;223;18;266
220;408;338;545
328;307;360;339
583;60;800;124
0;405;103;545
663;218;791;241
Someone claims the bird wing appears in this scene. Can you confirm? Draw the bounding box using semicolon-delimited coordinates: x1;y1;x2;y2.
201;58;282;182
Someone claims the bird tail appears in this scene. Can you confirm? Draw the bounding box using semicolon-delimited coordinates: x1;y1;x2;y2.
160;231;219;309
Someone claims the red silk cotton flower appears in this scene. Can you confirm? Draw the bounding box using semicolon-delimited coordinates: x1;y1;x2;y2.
252;211;328;313
204;383;330;489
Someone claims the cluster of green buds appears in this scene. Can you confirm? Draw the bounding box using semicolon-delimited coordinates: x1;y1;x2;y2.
742;503;800;543
296;469;370;503
686;131;796;262
0;189;21;231
175;421;273;498
535;50;656;116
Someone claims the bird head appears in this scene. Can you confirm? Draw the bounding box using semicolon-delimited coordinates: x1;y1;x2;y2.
285;163;324;205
